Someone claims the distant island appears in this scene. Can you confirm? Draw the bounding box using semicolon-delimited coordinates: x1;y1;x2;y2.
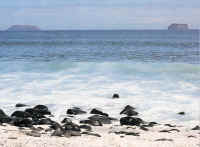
168;24;189;31
7;25;40;31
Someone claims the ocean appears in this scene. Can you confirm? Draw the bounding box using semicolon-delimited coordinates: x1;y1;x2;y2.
0;30;199;126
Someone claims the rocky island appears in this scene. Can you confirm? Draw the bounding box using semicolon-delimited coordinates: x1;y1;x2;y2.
168;24;189;31
7;25;40;31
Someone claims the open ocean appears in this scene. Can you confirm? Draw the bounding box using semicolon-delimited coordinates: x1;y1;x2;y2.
0;30;199;126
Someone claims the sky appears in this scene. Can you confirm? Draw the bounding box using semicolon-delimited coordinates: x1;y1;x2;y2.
0;0;200;30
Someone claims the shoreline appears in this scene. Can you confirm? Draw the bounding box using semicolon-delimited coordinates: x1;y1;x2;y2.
0;104;199;147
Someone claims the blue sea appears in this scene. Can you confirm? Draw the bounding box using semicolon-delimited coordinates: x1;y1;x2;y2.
0;30;199;125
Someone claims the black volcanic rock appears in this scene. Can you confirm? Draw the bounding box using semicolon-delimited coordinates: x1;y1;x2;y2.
15;103;27;107
120;105;138;116
90;108;108;117
88;115;111;124
7;25;40;31
112;93;120;99
0;109;11;123
67;107;86;115
120;117;144;126
80;119;102;126
11;111;31;119
191;125;200;130
12;118;33;128
178;112;185;115
33;105;51;116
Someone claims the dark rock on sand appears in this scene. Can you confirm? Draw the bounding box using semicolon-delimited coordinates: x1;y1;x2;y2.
120;105;138;116
33;105;51;116
142;122;158;127
37;118;53;125
155;138;173;142
12;118;33;127
11;111;31;119
159;129;180;133
165;124;176;127
63;122;81;132
15;103;28;107
51;127;64;137
82;132;101;137
112;93;120;99
26;131;41;137
61;118;72;124
80;125;92;131
88;115;111;124
80;119;102;126
120;117;144;126
90;108;109;117
178;112;185;115
140;126;149;131
67;107;86;115
25;108;45;119
49;122;63;130
114;131;140;136
191;125;200;130
0;109;12;123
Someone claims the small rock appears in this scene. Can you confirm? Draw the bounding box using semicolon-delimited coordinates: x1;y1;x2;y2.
80;125;92;131
112;93;120;99
140;126;149;131
51;128;64;137
8;137;18;139
88;115;111;124
82;132;101;137
188;135;196;138
0;109;11;123
61;118;72;124
15;103;27;107
155;138;173;142
114;131;139;136
178;112;185;115
120;105;138;116
120;117;144;126
90;109;108;117
191;125;200;130
67;107;86;115
165;124;176;127
80;119;102;126
26;131;41;137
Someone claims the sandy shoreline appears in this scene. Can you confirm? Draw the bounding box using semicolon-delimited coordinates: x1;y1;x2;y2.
0;123;199;147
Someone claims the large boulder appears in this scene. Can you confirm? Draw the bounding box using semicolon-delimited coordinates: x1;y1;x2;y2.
33;105;51;116
12;118;33;127
11;111;31;119
120;105;138;116
90;109;108;117
120;117;144;126
0;109;11;123
67;107;86;115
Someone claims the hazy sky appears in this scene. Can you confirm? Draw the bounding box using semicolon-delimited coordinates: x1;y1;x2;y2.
0;0;199;30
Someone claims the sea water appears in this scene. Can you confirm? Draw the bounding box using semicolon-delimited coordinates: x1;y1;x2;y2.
0;30;199;126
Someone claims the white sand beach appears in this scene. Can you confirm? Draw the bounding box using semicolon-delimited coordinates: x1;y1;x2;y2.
0;123;199;147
